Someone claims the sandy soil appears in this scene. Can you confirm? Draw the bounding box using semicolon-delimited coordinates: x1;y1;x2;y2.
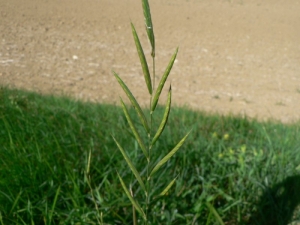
1;0;300;123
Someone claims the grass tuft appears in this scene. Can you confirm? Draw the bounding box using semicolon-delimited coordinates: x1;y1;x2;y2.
0;87;299;224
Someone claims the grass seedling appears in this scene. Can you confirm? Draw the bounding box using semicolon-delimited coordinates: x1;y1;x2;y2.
112;0;190;223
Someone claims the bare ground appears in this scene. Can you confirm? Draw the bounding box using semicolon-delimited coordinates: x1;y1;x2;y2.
1;0;300;123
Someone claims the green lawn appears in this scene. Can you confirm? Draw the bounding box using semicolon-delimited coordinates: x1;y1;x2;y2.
1;87;299;224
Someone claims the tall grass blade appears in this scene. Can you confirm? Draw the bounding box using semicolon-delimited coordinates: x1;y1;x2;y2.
131;23;152;95
150;130;190;177
120;98;148;159
206;202;225;225
86;143;92;175
113;71;150;133
151;48;178;112
49;186;60;225
117;172;146;221
0;212;3;225
151;86;172;147
9;190;23;215
141;0;155;57
2;117;15;152
112;136;147;195
159;176;177;196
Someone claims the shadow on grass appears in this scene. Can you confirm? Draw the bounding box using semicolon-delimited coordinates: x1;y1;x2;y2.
248;175;300;225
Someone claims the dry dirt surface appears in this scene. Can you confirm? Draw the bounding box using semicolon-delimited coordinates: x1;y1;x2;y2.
1;0;300;123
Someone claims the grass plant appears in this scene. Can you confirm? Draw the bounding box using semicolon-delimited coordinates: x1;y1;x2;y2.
112;0;189;223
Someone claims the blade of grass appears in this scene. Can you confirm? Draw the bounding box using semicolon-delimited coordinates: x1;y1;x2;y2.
2;117;15;153
141;0;155;57
117;172;146;221
159;176;177;196
48;186;60;225
9;190;23;215
120;98;148;159
86;176;103;225
206;202;225;225
151;48;178;112
112;136;147;196
0;211;3;225
131;23;152;95
151;85;171;147
113;71;150;133
150;130;190;177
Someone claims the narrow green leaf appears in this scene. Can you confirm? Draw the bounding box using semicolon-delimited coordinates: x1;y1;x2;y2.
151;48;178;112
159;176;177;196
117;172;146;221
150;130;191;177
131;23;152;95
120;98;148;159
113;71;150;133
49;186;60;223
9;190;22;215
151;85;172;147
206;202;225;225
112;136;147;196
141;0;155;57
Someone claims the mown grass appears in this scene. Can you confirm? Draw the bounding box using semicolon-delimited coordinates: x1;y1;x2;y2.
0;87;300;224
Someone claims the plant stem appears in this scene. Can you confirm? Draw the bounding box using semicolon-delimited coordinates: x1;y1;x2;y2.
130;185;137;225
145;47;156;225
152;56;155;98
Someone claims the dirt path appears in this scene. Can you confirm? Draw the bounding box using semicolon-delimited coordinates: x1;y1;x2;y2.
1;0;300;123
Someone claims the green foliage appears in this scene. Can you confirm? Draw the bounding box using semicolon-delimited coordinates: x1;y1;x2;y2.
1;87;300;224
